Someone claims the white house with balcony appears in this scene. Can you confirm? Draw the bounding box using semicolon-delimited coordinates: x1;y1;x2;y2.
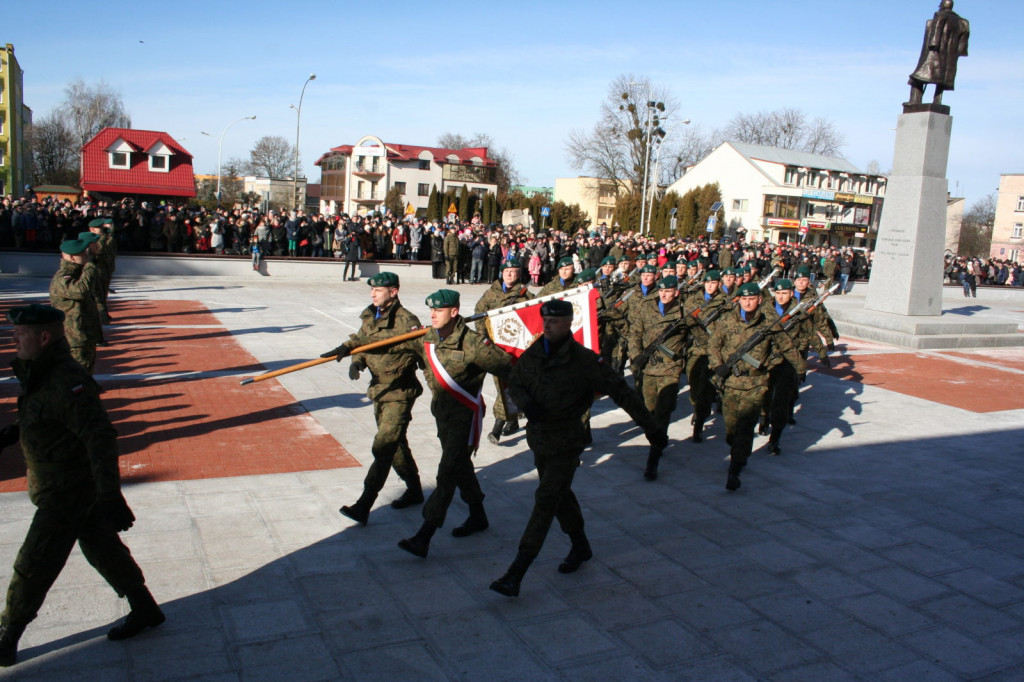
665;141;887;248
315;134;498;217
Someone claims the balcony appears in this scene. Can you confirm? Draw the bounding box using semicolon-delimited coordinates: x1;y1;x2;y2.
352;191;383;203
352;163;384;177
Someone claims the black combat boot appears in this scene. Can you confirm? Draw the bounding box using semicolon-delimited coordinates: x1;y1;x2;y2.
768;429;782;456
487;419;505;446
0;621;27;667
501;417;520;437
692;418;705;443
726;461;743;491
490;553;534;597
643;444;662;481
451;502;489;537
340;491;376;525
757;414;770;436
391;478;424;510
558;533;593;574
108;586;165;641
398;522;436;558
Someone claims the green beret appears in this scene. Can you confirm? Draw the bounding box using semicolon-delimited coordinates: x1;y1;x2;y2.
59;238;89;255
577;268;597;283
77;232;100;244
367;272;400;288
646;253;658;261
600;256;616;267
664;261;677;269
617;255;631;263
721;268;736;276
697;258;708;266
540;299;573;317
634;253;647;261
657;276;678;290
773;278;794;291
704;270;721;281
640;265;658;274
686;260;698;268
425;289;460;308
557;256;574;269
7;303;65;325
795;265;811;278
88;218;107;228
501;258;521;271
736;282;761;296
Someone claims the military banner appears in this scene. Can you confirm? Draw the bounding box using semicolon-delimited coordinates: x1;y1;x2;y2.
484;284;600;358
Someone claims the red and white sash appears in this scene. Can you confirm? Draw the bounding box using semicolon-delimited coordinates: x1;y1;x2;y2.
425;342;486;449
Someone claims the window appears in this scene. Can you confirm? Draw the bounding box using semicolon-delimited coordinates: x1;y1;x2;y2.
732;199;748;211
357;180;365;198
109;151;129;169
0;119;3;135
473;187;486;199
1016;196;1024;212
418;160;430;170
418;183;429;196
1012;223;1023;239
0;149;4;165
393;181;406;195
784;167;797;185
149;154;168;172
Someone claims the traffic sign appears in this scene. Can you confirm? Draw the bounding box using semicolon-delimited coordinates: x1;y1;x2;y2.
541;206;551;217
706;216;717;232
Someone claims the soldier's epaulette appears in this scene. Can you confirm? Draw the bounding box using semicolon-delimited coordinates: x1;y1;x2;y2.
482;337;491;346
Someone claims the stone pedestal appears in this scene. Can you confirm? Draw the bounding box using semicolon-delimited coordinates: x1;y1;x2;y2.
865;110;952;316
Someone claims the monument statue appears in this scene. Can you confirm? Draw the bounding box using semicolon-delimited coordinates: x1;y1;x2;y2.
907;0;969;107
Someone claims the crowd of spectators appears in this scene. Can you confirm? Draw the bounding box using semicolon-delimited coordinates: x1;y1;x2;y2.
3;194;1019;292
945;255;1023;296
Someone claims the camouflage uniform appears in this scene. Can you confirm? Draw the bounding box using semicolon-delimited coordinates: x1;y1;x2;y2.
536;275;576;297
708;306;806;478
474;280;533;421
595;274;629;371
682;289;730;428
794;287;837;348
416;317;514;528
443;231;460;284
338;300;424;503
760;296;828;438
627;297;689;431
93;231;117;323
2;338;148;630
507;336;660;561
49;260;103;373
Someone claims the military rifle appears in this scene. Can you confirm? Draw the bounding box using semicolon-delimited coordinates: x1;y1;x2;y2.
710;285;833;387
596;289;634;320
242;284;597;385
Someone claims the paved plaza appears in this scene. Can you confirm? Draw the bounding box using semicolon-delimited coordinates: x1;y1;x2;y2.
0;272;1023;681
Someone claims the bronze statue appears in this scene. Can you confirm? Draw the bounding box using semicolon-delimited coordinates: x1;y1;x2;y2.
907;0;969;106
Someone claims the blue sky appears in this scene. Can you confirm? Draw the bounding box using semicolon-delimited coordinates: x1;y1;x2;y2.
7;0;1021;207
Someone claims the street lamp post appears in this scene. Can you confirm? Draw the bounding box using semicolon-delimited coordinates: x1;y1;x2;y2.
638;100;666;236
291;72;317;211
645;119;691;235
202;115;256;207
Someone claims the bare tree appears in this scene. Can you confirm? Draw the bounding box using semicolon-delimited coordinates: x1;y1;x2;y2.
564;74;682;191
723;107;845;156
247;135;296;178
436;132;521;194
60;79;131;152
957;193;996;258
29;112;79;185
